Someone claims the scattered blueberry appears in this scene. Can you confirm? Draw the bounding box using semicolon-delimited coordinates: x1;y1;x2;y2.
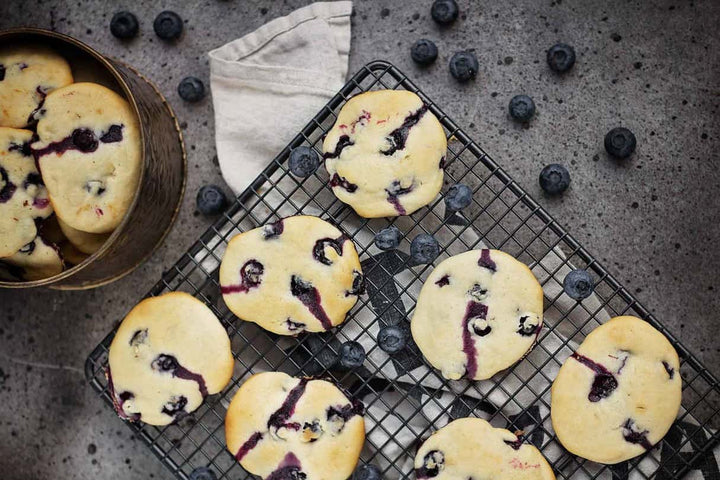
178;77;205;102
539;164;570;195
339;341;366;370
189;466;218;480
509;95;536;122
196;185;228;216
444;183;472;211
547;43;576;73
431;0;459;25
374;226;402;250
110;11;139;39
604;127;637;159
449;51;479;82
378;325;407;354
411;39;438;65
153;11;183;40
563;269;594;300
410;234;440;264
288;146;320;177
353;464;382;480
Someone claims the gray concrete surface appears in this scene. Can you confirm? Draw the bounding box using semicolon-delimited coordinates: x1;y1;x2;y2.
0;0;718;479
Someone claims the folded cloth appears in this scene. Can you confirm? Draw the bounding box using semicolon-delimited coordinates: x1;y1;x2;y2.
208;1;353;194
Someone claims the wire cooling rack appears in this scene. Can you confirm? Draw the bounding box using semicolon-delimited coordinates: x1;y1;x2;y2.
86;61;720;480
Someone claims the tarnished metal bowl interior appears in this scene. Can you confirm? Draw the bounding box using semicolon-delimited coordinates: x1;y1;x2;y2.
0;28;186;290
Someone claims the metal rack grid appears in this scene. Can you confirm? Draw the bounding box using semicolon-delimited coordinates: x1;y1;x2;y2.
85;61;720;480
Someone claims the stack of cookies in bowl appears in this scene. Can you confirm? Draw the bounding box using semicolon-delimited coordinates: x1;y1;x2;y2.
0;44;141;281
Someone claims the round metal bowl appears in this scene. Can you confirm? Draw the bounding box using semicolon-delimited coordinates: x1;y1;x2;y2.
0;28;186;289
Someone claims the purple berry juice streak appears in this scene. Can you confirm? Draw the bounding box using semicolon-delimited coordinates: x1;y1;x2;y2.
235;431;263;461
324;135;354;159
267;378;309;431
106;367;141;421
461;301;488;378
290;276;333;330
221;259;264;294
570;352;619;402
435;274;450;287
312;235;346;265
662;361;675;379
329;173;358;192
31;125;124;158
266;452;305;480
622;419;653;450
381;104;428;156
478;249;497;272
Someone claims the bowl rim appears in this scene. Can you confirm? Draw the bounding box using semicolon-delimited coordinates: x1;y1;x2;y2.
0;27;185;289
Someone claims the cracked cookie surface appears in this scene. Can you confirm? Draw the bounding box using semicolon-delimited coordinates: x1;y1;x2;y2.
551;315;681;464
0;127;53;257
411;249;543;380
0;45;73;128
107;292;233;426
414;417;555;480
31;82;141;233
225;372;365;480
322;90;446;218
220;216;363;335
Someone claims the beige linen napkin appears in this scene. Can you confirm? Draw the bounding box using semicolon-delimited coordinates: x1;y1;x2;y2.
208;1;352;194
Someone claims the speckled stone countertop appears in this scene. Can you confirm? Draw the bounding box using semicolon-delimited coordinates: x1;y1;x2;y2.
0;1;718;479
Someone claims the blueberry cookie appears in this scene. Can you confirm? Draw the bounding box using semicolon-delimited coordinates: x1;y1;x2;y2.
411;249;543;380
415;418;555;480
0;127;53;257
1;235;63;281
57;217;110;255
225;372;365;480
551;316;681;464
220;216;363;335
0;45;73;128
32;82;141;233
322;90;446;218
107;292;234;426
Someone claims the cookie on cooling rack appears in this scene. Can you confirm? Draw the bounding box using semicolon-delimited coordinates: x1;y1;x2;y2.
0;44;73;128
322;90;446;218
411;249;543;381
415;417;555;480
551;315;681;464
219;215;363;335
225;372;365;480
107;292;234;426
31;82;141;234
1;235;63;281
0;127;53;258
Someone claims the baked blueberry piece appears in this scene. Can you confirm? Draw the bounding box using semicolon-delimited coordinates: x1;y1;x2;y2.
414;417;555;480
322;90;446;218
220;216;363;335
411;249;543;380
31;82;142;234
225;372;365;480
0;127;53;258
0;45;73;128
551;316;681;464
1;235;63;281
107;292;234;426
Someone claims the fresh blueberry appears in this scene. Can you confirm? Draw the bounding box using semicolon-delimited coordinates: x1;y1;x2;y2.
374;226;402;250
196;185;228;216
178;77;205;102
509;95;536;122
431;0;459;25
563;269;594;300
110;11;139;39
189;466;218;480
539;164;570;195
547;43;576;73
444;183;472;211
339;341;366;370
153;11;183;40
449;51;479;82
378;325;407;354
353;464;382;480
604;127;637;159
410;234;440;264
411;39;438;65
288;146;320;177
